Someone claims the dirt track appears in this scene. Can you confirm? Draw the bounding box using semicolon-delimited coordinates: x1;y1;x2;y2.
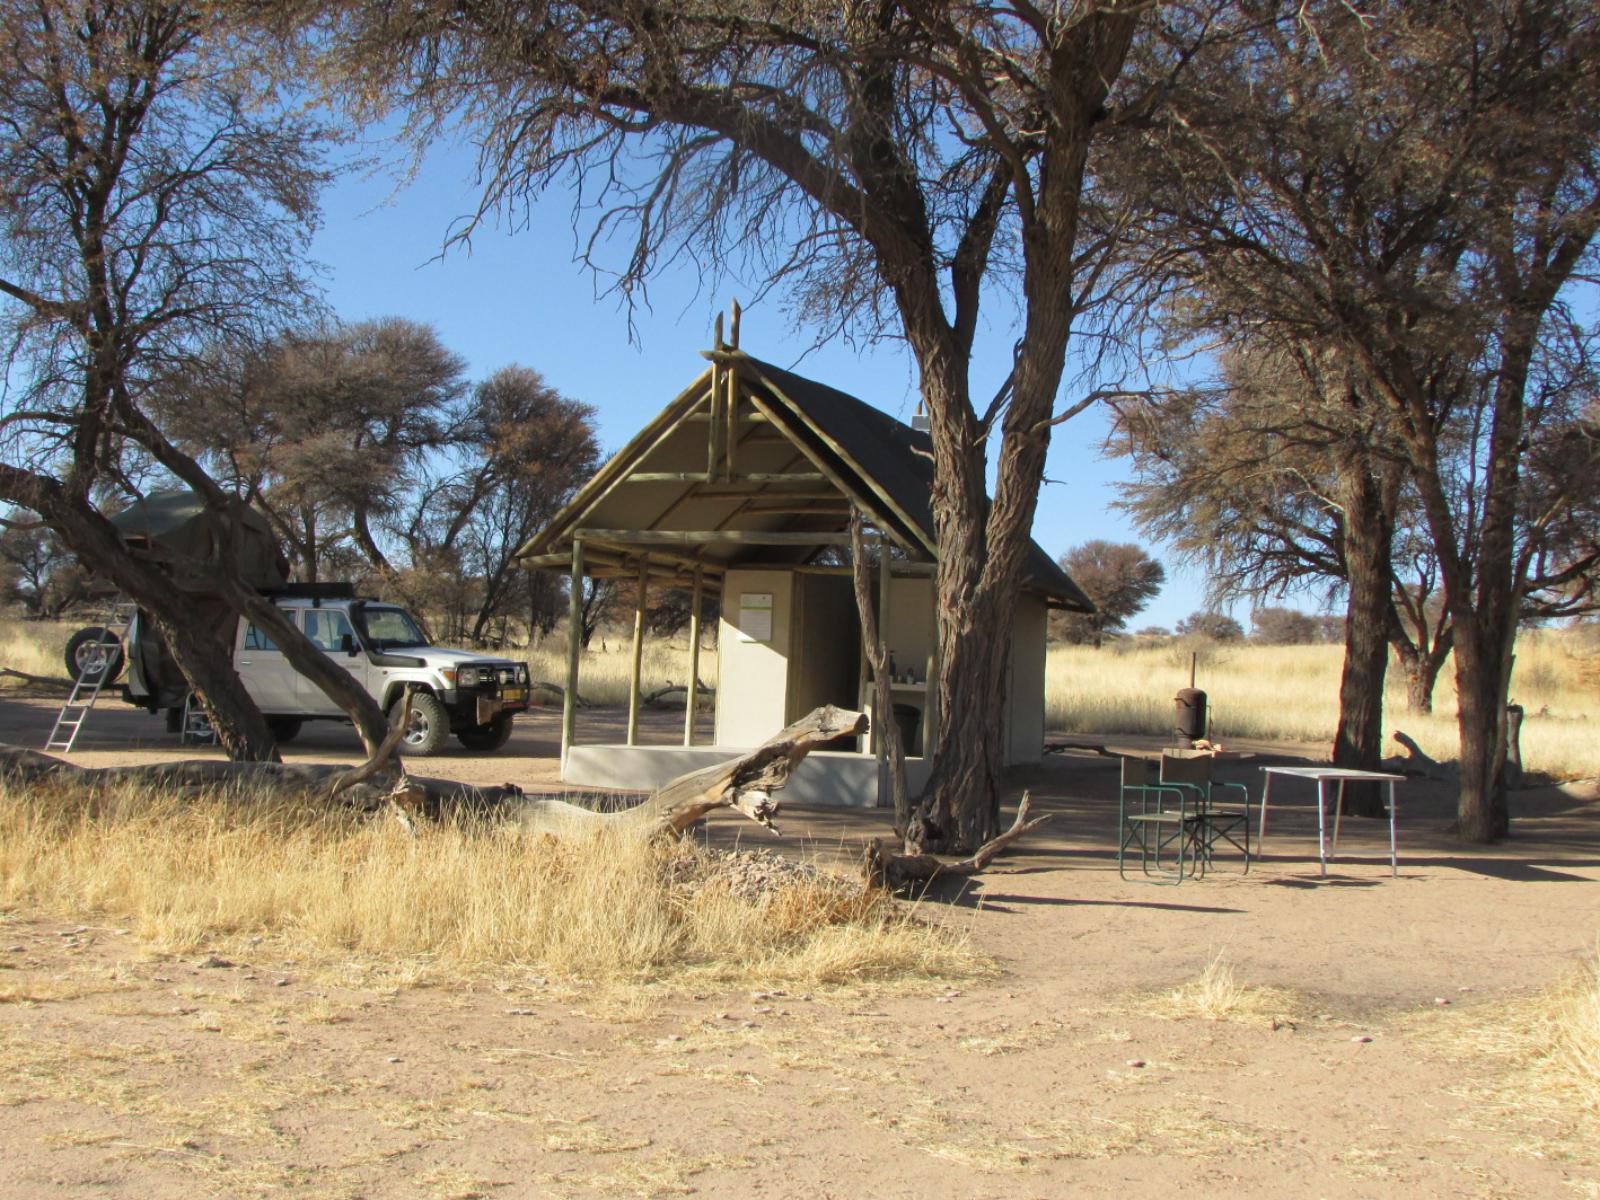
2;689;1598;1197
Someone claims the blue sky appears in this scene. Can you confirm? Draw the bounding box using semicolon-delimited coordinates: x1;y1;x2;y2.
310;144;1255;633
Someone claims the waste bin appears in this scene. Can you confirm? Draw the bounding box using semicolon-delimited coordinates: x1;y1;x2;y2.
892;703;921;755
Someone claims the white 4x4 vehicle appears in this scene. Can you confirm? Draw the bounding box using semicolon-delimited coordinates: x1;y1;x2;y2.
119;591;531;755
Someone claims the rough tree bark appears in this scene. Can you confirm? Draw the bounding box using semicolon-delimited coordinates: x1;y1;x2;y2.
1330;446;1397;818
1391;630;1452;715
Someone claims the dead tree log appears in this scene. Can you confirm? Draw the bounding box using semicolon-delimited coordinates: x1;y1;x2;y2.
502;704;867;838
0;667;75;690
1385;731;1458;781
532;680;594;707
863;791;1051;892
640;680;716;707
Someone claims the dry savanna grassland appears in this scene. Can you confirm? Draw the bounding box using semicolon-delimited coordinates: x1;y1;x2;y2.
8;616;1597;778
0;614;1597;1196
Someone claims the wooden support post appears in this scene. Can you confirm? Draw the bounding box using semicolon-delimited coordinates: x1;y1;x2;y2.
876;533;892;807
627;557;648;746
684;565;703;748
562;540;585;767
724;354;738;479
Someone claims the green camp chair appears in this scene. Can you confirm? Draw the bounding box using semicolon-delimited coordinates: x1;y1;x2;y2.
1159;751;1252;874
1118;756;1207;884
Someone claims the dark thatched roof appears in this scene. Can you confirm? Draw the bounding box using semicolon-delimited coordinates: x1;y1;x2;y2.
514;352;1093;613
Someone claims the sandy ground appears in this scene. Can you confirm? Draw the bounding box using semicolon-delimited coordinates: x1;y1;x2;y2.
2;690;1599;1198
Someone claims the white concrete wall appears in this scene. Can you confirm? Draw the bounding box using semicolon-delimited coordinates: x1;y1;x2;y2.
1006;593;1048;764
714;569;794;746
564;743;933;806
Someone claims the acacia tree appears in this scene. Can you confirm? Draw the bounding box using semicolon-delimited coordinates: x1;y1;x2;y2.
396;366;600;643
161;318;469;581
0;524;91;618
297;0;1164;849
0;0;348;759
1112;347;1406;801
1052;540;1165;645
1104;0;1600;840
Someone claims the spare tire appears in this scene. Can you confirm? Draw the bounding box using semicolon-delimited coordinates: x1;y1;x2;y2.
64;627;125;685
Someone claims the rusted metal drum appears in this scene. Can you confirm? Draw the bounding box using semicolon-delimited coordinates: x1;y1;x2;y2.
1174;687;1208;741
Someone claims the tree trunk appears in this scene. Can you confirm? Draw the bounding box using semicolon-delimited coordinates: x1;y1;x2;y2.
1391;634;1451;714
1330;450;1393;818
911;357;1012;852
1452;617;1512;841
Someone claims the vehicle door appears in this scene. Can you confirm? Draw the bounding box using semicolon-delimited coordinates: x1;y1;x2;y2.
299;607;369;715
235;609;302;713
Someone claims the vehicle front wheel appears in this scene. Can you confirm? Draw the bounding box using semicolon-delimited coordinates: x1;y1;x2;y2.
456;713;514;752
64;627;124;685
391;691;449;756
266;716;303;745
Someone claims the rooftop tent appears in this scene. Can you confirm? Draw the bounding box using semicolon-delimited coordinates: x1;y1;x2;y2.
109;489;289;592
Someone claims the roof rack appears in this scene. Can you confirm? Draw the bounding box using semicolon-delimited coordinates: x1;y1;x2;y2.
262;581;358;601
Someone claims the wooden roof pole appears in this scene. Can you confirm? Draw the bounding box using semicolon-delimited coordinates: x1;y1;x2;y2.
708;314;724;481
684;565;703;748
626;557;648;746
877;531;892;808
561;539;584;768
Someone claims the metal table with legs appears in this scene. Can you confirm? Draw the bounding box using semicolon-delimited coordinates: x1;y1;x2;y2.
1257;766;1406;878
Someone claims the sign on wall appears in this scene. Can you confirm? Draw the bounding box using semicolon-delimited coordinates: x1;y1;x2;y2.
737;592;774;642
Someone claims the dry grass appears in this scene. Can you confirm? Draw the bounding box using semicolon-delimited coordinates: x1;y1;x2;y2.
1140;953;1304;1029
523;632;718;709
0;778;979;990
0;616;71;682
1413;944;1600;1167
1047;627;1600;780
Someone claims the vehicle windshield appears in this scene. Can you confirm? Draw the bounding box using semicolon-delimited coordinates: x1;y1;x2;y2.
352;605;430;651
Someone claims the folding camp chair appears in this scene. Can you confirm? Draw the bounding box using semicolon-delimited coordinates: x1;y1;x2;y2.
1160;750;1252;874
1118;756;1207;884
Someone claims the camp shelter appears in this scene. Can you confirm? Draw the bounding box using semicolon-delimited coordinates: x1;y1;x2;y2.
515;332;1093;807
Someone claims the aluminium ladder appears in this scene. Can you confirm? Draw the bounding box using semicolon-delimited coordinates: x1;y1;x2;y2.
43;601;137;754
180;690;217;745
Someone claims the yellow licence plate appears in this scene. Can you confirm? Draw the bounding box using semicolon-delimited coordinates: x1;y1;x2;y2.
503;687;525;703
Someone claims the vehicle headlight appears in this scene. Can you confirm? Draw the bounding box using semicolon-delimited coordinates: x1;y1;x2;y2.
458;667;479;687
516;664;528;685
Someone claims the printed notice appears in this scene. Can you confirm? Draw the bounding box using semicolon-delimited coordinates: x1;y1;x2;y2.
738;592;774;642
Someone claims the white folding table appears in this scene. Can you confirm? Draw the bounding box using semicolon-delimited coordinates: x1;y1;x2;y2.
1257;766;1406;878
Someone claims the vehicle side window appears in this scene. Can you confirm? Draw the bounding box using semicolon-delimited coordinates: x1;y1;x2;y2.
305;609;354;653
244;622;280;652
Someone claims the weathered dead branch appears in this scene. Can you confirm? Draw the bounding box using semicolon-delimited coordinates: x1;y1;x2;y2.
503;704;868;839
864;791;1051;892
1;666;75;690
640;679;715;706
326;687;411;802
532;679;594;707
1385;731;1458;781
